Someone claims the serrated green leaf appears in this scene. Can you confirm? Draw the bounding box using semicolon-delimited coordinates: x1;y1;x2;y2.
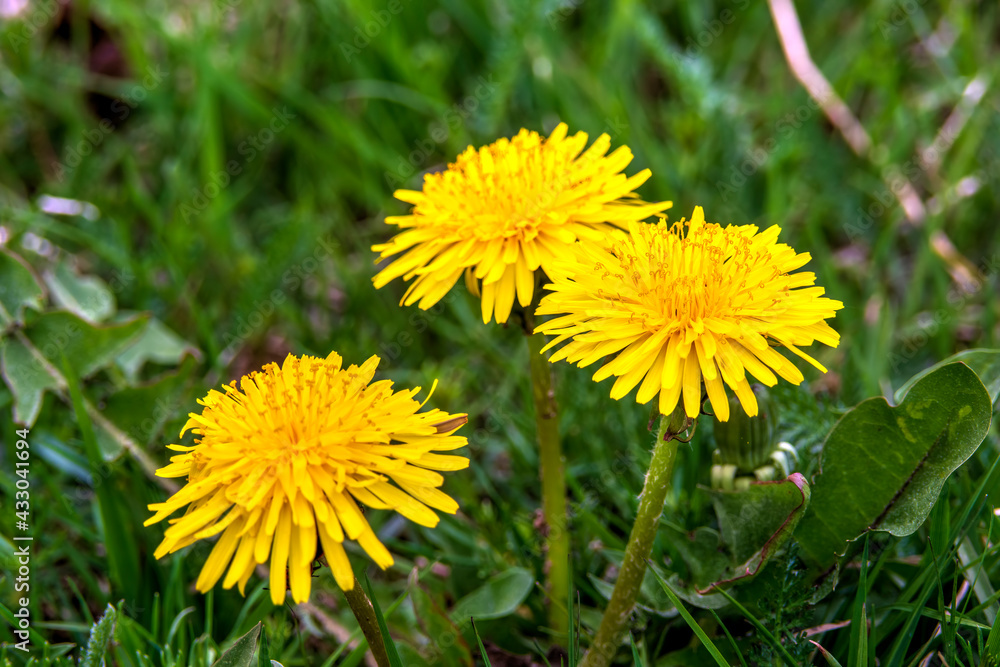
211;622;261;667
449;568;534;623
670;527;731;593
0;248;45;328
43;261;115;323
407;572;472;665
116;318;199;382
1;311;147;429
703;473;810;589
795;362;993;568
24;310;147;379
1;337;61;424
95;354;198;448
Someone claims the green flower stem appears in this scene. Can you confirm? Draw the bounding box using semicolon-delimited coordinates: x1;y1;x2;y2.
526;329;570;637
343;576;392;667
581;416;678;667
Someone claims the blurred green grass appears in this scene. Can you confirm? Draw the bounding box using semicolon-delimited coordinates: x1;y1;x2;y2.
1;0;999;664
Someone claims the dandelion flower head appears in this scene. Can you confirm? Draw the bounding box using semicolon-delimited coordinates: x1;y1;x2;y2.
372;123;671;324
536;207;843;421
145;352;468;604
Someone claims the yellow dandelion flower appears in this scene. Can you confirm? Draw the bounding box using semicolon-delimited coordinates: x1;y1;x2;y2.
371;123;672;324
535;207;843;421
144;351;468;605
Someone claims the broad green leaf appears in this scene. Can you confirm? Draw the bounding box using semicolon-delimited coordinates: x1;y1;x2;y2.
663;574;729;611
212;622;261;667
0;248;45;328
1;337;61;424
95;354;198;449
24;310;147;379
449;567;534;622
670;527;730;595
407;571;472;666
711;473;810;565
795;362;993;568
1;311;147;427
43;261;115;323
116;317;199;382
705;472;810;588
894;349;1000;407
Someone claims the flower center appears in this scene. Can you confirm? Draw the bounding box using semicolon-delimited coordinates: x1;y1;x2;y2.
593;222;785;335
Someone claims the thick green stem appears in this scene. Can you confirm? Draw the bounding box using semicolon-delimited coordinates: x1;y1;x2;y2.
343;576;392;667
526;330;570;637
580;417;679;667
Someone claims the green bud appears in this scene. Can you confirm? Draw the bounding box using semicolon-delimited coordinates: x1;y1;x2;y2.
712;385;778;471
662;400;694;442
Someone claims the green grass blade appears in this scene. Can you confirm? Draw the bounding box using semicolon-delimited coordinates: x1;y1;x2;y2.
849;536;870;667
979;606;1000;667
710;609;747;667
648;566;731;667
629;632;644;667
62;353;140;602
715;587;799;667
362;572;403;667
257;625;270;667
811;639;846;667
569;588;578;666
471;618;493;666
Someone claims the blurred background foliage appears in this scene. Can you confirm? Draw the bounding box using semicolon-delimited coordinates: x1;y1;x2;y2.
0;0;998;665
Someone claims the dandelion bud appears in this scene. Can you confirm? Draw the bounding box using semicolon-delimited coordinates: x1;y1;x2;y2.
712;384;778;471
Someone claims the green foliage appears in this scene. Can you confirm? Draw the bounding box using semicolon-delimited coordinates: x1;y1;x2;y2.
708;473;811;588
1;0;999;665
79;606;115;667
210;623;260;667
362;573;402;667
796;362;993;567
